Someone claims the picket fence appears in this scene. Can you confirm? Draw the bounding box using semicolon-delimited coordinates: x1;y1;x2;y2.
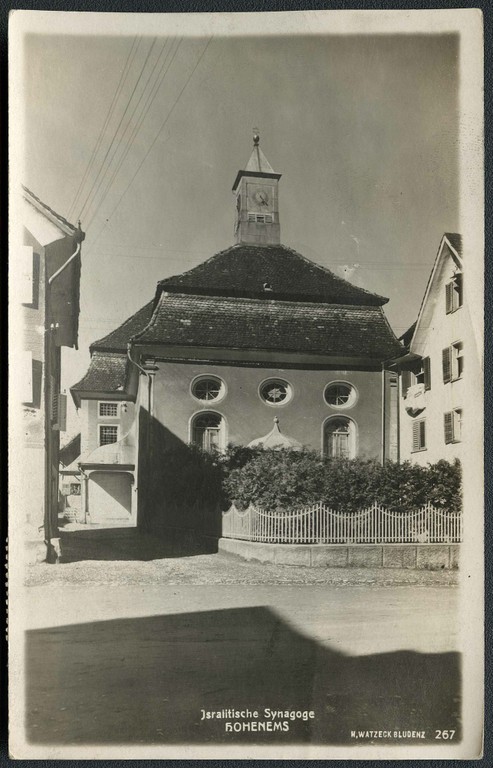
221;501;462;545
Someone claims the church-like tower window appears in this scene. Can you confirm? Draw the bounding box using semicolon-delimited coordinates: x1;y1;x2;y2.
191;375;226;403
259;378;293;406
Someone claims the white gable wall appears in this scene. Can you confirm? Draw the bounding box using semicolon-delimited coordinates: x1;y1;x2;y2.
400;241;467;466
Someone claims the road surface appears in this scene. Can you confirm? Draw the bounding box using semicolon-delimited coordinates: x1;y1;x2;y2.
18;582;460;748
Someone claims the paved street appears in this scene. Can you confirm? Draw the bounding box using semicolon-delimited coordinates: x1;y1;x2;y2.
21;575;460;747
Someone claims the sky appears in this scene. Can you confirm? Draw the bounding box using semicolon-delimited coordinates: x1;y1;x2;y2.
22;28;459;437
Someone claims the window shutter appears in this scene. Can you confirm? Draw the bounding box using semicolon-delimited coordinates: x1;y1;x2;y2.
442;347;452;383
445;281;453;314
22;350;33;403
401;369;412;397
21;245;34;305
51;391;59;423
57;394;67;432
412;421;420;451
423;356;431;390
444;412;453;444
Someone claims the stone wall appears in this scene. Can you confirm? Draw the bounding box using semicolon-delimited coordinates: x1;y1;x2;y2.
219;538;459;570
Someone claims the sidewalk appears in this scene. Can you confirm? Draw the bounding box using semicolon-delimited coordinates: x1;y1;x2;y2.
25;528;459;587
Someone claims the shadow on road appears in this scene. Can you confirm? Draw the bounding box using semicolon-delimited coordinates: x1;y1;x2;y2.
58;528;217;563
25;605;461;745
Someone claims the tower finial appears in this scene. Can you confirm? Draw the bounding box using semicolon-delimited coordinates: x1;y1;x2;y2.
253;127;260;146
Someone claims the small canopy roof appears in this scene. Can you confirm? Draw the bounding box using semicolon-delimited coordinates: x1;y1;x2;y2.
247;417;302;450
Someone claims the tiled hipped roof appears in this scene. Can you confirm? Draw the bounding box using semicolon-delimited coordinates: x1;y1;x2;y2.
71;304;154;405
91;301;154;352
71;352;129;406
133;292;402;360
158;244;389;306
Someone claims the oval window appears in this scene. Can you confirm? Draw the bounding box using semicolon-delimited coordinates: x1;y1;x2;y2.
259;378;293;406
191;376;225;403
324;382;357;408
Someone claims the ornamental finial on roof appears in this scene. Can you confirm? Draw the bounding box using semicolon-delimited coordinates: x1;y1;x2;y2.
253;127;260;146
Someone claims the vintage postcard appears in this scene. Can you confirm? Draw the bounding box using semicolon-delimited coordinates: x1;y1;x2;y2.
8;9;484;760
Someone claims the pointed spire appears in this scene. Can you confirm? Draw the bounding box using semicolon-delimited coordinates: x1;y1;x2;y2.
244;128;277;175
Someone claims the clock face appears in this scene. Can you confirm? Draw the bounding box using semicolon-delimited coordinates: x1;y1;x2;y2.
254;189;269;206
247;183;274;212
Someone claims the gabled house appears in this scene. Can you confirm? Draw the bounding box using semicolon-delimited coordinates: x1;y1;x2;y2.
72;136;402;530
19;186;84;560
398;233;466;464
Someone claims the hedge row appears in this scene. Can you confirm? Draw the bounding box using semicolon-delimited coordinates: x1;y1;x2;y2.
153;444;461;515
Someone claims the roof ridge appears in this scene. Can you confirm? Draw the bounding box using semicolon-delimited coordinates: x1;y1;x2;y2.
130;292;164;342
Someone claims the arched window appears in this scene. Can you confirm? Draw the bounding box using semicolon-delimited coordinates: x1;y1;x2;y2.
191;412;225;453
323;417;356;459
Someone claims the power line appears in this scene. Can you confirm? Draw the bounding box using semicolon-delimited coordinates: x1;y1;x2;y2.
82;37;174;228
85;37;213;255
67;36;139;222
84;37;183;232
78;37;157;222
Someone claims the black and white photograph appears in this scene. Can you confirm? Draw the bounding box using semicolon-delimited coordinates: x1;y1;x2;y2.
8;9;484;759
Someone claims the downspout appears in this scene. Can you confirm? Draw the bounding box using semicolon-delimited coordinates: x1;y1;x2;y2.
44;235;83;560
381;363;386;465
396;370;401;464
127;343;153;418
78;466;89;525
127;344;154;531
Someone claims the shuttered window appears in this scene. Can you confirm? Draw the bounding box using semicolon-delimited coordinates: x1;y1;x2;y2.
442;347;452;383
22;350;33;404
445;281;454;314
21;245;34;305
51;392;67;431
423;356;431;390
446;275;463;314
412;419;426;452
443;342;464;383
444;412;454;444
444;409;462;443
452;342;464;379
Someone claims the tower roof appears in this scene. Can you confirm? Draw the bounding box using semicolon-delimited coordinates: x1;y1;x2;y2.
244;139;277;175
232;132;281;191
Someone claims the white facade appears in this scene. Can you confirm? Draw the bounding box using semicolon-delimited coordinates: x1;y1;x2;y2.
399;234;471;466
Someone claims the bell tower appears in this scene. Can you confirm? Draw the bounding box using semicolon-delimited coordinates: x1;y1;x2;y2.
232;131;282;245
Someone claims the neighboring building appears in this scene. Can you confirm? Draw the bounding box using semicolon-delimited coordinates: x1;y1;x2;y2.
397;233;466;465
72;135;402;529
59;433;82;523
19;186;84;560
70;306;152;526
